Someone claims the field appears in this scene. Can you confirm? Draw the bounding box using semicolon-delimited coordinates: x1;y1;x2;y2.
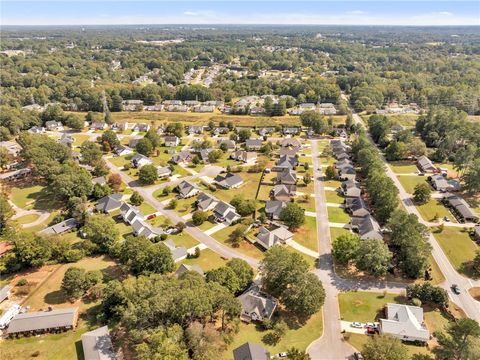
225;310;323;358
179;248;227;271
9;184;61;211
293;217;318;252
169;231;200;249
212;223;265;260
433;227;478;276
212;172;263;204
327;206;350;223
14;213;40;225
417;199;456;223
389;161;419;174
397;175;428;194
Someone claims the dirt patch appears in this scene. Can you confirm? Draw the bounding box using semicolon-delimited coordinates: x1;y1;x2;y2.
468;287;480;301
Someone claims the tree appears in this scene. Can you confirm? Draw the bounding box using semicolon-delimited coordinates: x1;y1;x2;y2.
362;334;408;360
120;236;174;275
108;173;122;192
136;138;153;156
473;251;480;275
414;183;432;205
0;146;10;169
130;191;144;206
237;128;251;142
271;319;288;342
433;318;480;360
192;211;208;226
206;267;241;294
207;149;222;163
230;195;256;216
99;130;120;151
0;193;14;235
225;258;254;291
385;141;407;161
285;348;311;360
111;95;123;112
92;183;111;200
52;165;93;199
138;164;158;185
61;267;89;299
135;325;188;360
64;114;84;130
83;214;119;253
283;272;325;317
325;165;337;180
228;225;247;247
463;159;480;193
332;233;361;264
303;173;312;185
354;239;392;277
80;141;103;165
406;283;448;308
186;322;224;360
368;114;391;145
279;203;305;230
145;129;161;149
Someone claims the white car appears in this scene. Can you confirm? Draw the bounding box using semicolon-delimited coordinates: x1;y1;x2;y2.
351;322;362;328
278;352;288;358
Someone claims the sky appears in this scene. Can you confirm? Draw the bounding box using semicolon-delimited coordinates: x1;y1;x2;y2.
1;1;479;26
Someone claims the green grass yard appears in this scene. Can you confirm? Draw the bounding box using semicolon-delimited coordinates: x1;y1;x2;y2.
397;175;428;195
14;213;40;225
389;161;419;174
212;223;265;260
417;199;456;223
329;227;352;241
10;184;61;211
179;248;227;271
293;217;318;252
327;206;350;224
325;190;344;204
138;201;156;216
168;231;200;249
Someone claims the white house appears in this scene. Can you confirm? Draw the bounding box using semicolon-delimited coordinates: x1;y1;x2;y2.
380;303;430;343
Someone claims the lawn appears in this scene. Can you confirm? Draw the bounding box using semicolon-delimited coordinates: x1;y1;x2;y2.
339;291;407;323
327;206;350;224
72;134;90;146
319;155;336;166
428;255;446;285
433;227;478;276
172;196;197;216
10;184;61;211
108;154;133;168
329;227;352;241
389;161;419;174
297;195;316;212
417;199;456;223
147;214;172;228
325;190;344;204
196;218;216;231
322;179;342;189
168;231;200;249
179;248;227;271
225;310;323;357
257;184;274;202
138;201;156;216
286;246;317;269
397;175;428;194
212;223;265;260
293;217;318;252
213;172;263;203
14;213;40;225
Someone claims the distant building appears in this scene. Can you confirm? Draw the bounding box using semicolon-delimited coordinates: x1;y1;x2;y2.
417;155;437;173
0;285;12;303
213;173;244;189
233;342;270;360
7;307;79;336
245;139;263;151
230;150;257;164
45;121;63;131
176;181;200;199
81;326;115;360
175;264;204;277
40;218;77;236
164;136;180;147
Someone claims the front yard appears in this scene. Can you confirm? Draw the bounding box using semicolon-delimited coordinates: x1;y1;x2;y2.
397;175;428;195
293;217;318;252
417;199;456;223
212;223;265;260
179;248;227;271
327;206;351;224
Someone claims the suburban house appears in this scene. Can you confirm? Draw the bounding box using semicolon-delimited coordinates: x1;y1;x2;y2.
444;195;479;223
90;122;107;131
111;122;130;132
188;125;205;135
7;307;79;336
192;105;215;113
96;193;123;213
112;146;132;158
0;285;11;303
264;200;287;220
341;180;361;198
144;105;164;111
233;342;270;360
279;145;300;156
250;106;265;115
214;173;244;189
351;215;383;240
280;139;300;149
196;192;220;211
175;264;204;277
417;155;438;173
131;219;163;239
163;239;188;262
157;166;172;179
245;139;263;151
380;303;430;343
132;123;150;132
218;139;236;150
274;155;298;171
170;151;194;165
429;174;451;192
335;158;352;170
199;149;212;163
163;100;183;106
213;201;241;224
345;197;370;217
276;169;297;185
40;218;78;236
335;151;350;162
237;286;278;322
176;181;200;199
59;133;74;148
258;127;274;137
337;165;356;181
231;150;257;164
256;226;293;249
165;104;188;112
164;135;180;147
131;154;152;168
28;126;45;134
81;326;115;360
120;203;142;225
213;127;229;136
184;100;200;107
45;120;63;131
0;168;31;182
283;127;300;136
319;103;337;115
272;184;296;201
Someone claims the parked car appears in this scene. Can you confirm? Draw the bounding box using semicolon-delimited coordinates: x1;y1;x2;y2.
278;352;288;358
451;284;461;295
351;322;362;328
354;352;364;360
147;214;156;220
366;326;377;335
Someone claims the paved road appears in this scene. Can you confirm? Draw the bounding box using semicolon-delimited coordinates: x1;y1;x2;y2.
105;159;260;268
10;200;51;228
347;103;480;321
307;139;356;360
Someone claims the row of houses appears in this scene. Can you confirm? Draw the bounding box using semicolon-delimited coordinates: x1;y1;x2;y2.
122;99;224;112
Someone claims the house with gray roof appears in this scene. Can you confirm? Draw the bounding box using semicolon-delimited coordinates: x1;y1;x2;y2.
237;286;278;322
128;137;142;148
283;127;300;136
81;326;115;360
170;151;194;165
279;146;300;156
120;203;142;225
196;192;219;211
45;120;63;131
157;166;172;179
214;173;244;189
417;155;437;173
92;176;107;186
233;342;270;360
164;135;180;147
96;194;123;213
341;180;361;198
380;303;429;343
132;123;150;132
429;174;450;192
275;155;298;171
264;200;287;220
218;139;236;150
276;169;297;185
7;307;79;336
213;127;229;136
444;195;479;223
351;215;383;240
90;122;107;131
28;126;46;134
281;138;301;148
245;139;263;151
131;219;163;239
114;145;133;157
256;226;293;249
59;133;74;148
272;184;296;201
40;218;77;236
0;285;11;303
188;125;205;135
175;264;204;277
337;165;356;181
213;201;241;224
345;197;370;217
230;150;257;164
176;181;200;199
131;154;152;168
199;149;212;163
257;127;274;137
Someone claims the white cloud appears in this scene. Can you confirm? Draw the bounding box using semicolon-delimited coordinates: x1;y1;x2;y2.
347;10;366;15
183;11;198;16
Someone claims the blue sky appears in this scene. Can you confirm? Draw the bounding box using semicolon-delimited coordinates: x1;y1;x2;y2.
1;1;479;26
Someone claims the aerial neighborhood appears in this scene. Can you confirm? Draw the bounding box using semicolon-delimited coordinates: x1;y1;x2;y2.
0;20;480;360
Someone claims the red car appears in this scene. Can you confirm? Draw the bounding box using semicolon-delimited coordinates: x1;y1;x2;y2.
147;214;157;220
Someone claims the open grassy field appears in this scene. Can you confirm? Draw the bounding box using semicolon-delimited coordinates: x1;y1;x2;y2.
325;190;344;204
212;171;263;204
417;199;456;223
389;161;419;174
9;184;61;211
14;213;40;225
397;175;428;194
293;217;318;252
72;134;90;146
433;227;478;276
169;231;200;249
138;201;156;216
327;206;351;223
179;248;227;271
329;227;352;241
225;310;323;358
212;223;265;260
